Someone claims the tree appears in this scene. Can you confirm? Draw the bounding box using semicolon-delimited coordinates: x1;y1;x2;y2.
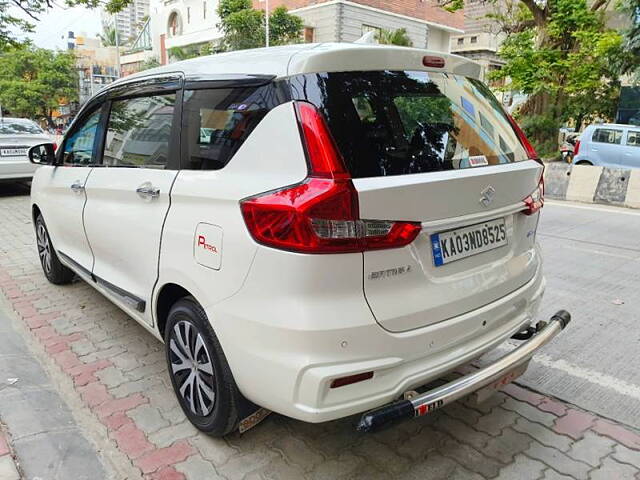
376;28;413;47
0;45;77;128
217;0;303;51
0;0;132;49
99;26;118;47
442;0;625;154
617;0;640;81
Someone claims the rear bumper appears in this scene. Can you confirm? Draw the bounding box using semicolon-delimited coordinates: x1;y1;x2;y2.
0;160;37;180
357;310;571;432
213;251;546;423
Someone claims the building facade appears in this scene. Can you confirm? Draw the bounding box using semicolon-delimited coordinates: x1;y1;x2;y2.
450;0;506;81
106;0;151;45
120;0;464;75
256;0;463;51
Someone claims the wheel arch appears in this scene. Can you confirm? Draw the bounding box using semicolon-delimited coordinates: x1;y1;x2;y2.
155;282;195;339
32;203;42;224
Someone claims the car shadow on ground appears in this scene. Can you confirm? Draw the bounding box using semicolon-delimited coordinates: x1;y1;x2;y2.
0;182;30;198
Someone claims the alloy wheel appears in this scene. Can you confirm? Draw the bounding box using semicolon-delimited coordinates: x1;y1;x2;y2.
169;320;216;416
36;223;52;275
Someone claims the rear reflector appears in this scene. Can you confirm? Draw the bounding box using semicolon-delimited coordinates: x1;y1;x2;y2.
330;371;374;389
240;102;422;254
423;56;445;68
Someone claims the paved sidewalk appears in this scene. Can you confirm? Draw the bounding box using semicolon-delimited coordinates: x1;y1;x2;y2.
1;192;640;479
0;307;110;480
0;425;20;480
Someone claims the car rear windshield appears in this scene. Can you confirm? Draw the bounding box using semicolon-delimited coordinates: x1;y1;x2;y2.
0;119;44;135
288;71;528;178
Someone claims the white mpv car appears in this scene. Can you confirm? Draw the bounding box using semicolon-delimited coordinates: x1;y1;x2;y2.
29;44;569;436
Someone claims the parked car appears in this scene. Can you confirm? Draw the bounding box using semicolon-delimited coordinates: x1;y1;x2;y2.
0;118;52;182
572;123;640;168
28;43;569;436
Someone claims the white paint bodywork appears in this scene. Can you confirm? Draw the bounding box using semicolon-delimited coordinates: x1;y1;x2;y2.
0;133;50;180
31;43;544;423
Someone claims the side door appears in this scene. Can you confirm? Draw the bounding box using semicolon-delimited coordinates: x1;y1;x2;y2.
621;129;640;168
82;78;182;326
36;102;107;273
590;127;624;167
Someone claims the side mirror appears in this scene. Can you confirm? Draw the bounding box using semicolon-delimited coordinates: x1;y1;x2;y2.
28;143;57;165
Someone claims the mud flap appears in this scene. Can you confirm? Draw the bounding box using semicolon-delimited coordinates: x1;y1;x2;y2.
236;395;271;434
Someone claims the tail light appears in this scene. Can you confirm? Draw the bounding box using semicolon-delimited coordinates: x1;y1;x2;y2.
573;140;580;156
52;143;58;152
507;115;544;216
240;102;422;254
523;181;544;216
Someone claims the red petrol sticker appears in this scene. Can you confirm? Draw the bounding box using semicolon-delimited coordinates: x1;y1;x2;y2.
197;235;218;254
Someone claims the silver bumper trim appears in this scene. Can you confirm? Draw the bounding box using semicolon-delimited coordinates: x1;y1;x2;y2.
356;310;571;432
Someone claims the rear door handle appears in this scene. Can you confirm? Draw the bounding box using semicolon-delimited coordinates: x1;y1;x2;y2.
70;181;85;192
136;184;160;199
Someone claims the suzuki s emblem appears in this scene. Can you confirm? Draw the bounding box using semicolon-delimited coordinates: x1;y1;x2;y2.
479;186;496;207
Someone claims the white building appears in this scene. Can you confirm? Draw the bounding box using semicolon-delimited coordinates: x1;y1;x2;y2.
104;0;151;45
121;0;463;75
149;0;223;64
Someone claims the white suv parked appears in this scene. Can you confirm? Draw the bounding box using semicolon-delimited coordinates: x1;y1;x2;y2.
29;44;569;436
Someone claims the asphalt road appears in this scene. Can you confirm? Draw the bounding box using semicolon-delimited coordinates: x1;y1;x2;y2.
504;200;640;430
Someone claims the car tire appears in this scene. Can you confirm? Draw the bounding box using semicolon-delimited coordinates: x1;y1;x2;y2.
575;160;593;166
164;297;241;437
35;214;75;285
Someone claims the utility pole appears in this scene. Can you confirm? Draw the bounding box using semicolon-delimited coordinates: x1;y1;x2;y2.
113;16;122;78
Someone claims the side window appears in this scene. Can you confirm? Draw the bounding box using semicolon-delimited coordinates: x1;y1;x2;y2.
627;131;640;147
181;86;273;170
62;107;103;165
103;93;176;169
592;128;622;145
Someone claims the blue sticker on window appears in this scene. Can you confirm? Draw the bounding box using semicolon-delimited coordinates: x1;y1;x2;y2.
461;97;475;117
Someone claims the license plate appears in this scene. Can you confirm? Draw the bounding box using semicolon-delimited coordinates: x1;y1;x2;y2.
431;218;507;266
0;148;28;157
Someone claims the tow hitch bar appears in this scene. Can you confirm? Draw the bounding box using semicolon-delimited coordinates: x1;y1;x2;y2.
356;310;571;433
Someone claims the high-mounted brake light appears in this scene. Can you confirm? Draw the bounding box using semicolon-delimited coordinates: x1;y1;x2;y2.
423;56;445;68
240;102;421;254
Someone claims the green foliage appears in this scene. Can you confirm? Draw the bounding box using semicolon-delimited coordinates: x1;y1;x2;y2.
99;26;118;47
0;45;77;128
217;0;303;51
618;0;640;81
517;113;562;158
269;6;304;46
168;45;201;61
375;28;413;47
140;57;160;71
441;0;625;150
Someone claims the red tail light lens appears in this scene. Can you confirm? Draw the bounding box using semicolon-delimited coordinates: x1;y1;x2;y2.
573;140;581;156
240;102;421;253
507;115;545;215
507;115;539;163
523;179;544;216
